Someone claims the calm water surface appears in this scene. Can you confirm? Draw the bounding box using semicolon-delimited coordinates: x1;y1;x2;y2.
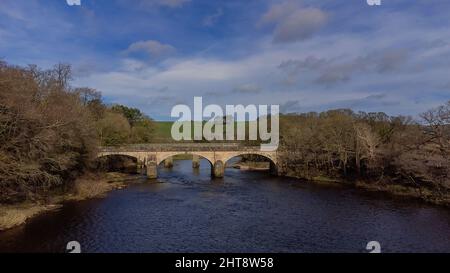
1;159;449;253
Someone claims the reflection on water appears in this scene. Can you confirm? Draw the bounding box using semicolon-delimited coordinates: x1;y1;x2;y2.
0;159;450;253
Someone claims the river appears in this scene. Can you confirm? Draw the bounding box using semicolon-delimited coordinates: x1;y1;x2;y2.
1;159;449;253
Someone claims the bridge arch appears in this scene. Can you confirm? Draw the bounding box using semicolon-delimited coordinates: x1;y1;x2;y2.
97;151;147;162
222;152;278;175
221;152;277;167
96;153;140;173
156;152;214;167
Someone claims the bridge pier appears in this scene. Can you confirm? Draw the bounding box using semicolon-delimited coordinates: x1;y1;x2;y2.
164;156;174;168
137;160;145;174
146;162;157;179
192;155;200;169
213;160;224;178
269;161;278;176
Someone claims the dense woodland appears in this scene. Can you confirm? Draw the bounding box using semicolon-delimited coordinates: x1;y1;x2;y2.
0;61;154;203
279;105;450;203
1;61;449;205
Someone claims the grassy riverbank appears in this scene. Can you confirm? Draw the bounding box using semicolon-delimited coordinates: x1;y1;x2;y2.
0;172;131;231
354;180;450;207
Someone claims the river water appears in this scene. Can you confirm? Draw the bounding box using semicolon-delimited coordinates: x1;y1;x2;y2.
1;159;449;253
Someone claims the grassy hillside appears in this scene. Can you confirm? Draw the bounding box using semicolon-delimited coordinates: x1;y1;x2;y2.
153;121;175;142
152;121;260;143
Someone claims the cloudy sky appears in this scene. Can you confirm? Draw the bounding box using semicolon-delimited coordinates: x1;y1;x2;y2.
1;0;449;120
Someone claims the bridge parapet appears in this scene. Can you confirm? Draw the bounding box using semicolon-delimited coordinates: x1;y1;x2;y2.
99;143;262;152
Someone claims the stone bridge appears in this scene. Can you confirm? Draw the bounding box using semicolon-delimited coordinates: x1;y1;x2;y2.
97;143;278;178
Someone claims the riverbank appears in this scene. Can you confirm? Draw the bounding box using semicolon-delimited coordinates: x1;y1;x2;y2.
355;180;450;207
234;160;450;206
0;172;132;231
283;171;450;207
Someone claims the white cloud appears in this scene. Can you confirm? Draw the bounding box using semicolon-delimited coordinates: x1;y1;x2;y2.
124;40;176;58
260;1;327;43
279;48;410;86
121;58;148;72
233;83;262;94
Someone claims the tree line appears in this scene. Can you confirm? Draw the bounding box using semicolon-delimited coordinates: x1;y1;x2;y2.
0;61;154;203
278;104;450;204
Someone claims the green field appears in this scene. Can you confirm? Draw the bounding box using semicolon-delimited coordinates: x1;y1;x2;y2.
153;121;260;143
153;121;175;142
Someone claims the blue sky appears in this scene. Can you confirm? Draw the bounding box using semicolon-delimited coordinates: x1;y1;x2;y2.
1;0;449;120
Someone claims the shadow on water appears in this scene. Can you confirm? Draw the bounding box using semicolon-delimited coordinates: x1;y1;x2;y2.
1;159;450;253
